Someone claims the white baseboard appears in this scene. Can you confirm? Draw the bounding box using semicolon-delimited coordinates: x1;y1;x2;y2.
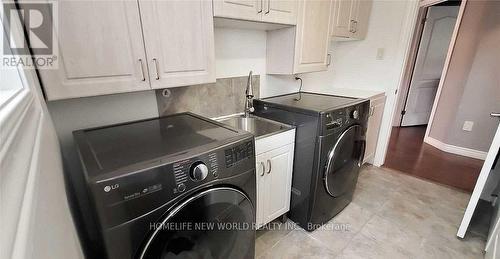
424;136;487;160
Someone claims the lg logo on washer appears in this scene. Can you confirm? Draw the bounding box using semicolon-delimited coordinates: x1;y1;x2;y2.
104;184;119;193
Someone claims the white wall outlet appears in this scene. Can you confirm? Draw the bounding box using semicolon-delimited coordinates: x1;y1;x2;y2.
462;121;474;131
376;48;385;60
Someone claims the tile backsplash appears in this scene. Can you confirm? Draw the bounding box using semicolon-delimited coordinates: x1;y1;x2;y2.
156;75;260;118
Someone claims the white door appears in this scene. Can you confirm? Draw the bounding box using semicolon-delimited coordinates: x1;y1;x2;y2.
1;8;83;259
255;153;267;227
294;0;332;73
364;96;386;164
139;0;215;89
213;0;263;21
261;0;298;25
37;0;150;100
330;0;355;37
486;183;500;259
262;144;294;224
458;117;500;238
402;6;458;126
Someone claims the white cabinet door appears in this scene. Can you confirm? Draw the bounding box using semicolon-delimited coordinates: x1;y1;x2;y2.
352;0;372;39
294;0;332;73
213;0;263;21
38;1;150;100
330;0;372;40
262;144;294;224
262;0;298;25
255;153;267;227
330;0;354;37
364;95;386;164
140;0;215;89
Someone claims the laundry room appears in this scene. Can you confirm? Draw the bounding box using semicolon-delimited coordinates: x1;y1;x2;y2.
2;0;500;259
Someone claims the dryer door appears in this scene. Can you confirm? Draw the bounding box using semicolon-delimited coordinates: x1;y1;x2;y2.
324;124;365;197
138;187;255;259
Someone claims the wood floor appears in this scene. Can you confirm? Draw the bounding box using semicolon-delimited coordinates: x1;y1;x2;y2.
384;126;483;192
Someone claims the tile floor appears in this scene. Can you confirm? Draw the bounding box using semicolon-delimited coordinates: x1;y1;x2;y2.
255;166;485;259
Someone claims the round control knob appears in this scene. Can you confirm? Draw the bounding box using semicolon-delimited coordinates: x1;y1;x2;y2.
190;162;209;181
177;183;186;192
351;110;360;120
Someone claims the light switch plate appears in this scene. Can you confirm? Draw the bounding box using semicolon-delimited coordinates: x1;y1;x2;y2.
463;121;474;131
376;48;385;60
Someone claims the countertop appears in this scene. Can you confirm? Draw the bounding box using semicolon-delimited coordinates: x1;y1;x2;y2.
305;88;385;99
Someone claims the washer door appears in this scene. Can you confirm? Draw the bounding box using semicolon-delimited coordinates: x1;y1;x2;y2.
138;187;254;259
324;125;365;197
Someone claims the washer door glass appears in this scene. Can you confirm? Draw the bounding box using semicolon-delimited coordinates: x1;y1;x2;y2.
139;187;254;259
324;125;365;197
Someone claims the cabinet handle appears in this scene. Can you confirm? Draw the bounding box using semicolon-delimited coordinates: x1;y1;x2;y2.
265;0;270;14
152;58;160;80
369;106;375;117
266;159;271;174
138;59;146;81
349;20;356;33
353;20;358;33
491;112;500;118
327;54;332;66
260;162;265;176
258;0;263;13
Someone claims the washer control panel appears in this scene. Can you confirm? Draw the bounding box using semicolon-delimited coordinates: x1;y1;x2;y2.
92;138;255;227
225;140;253;168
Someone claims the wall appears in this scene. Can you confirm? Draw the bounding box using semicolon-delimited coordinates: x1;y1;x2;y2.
156;75;260;118
429;0;500;152
214;27;300;97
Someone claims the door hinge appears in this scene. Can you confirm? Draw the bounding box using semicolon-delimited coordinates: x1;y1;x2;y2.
401;110;406;116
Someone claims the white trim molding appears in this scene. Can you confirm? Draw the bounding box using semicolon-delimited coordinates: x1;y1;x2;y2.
424;136;487;160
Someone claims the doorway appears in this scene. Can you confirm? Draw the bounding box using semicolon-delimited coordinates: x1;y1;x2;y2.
395;2;460;128
384;0;485;192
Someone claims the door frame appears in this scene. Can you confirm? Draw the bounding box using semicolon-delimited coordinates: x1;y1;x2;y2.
422;0;466;141
393;1;464;127
374;0;467;166
392;7;428;127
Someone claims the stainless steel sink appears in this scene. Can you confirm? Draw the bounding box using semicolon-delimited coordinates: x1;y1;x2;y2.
218;115;292;139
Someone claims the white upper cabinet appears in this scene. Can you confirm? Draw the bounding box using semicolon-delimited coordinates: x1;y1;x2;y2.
140;0;215;89
330;0;355;36
213;0;298;25
261;0;298;25
294;0;332;73
213;0;263;21
267;0;332;74
38;0;215;100
330;0;372;40
39;1;150;100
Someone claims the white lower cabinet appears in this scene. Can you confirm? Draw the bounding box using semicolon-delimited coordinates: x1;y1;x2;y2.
255;130;295;228
364;95;386;164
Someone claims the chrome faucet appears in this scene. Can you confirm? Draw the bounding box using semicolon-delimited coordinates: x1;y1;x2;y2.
244;71;255;117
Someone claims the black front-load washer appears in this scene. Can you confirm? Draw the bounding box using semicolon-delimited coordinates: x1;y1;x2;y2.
73;112;256;259
254;92;369;231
